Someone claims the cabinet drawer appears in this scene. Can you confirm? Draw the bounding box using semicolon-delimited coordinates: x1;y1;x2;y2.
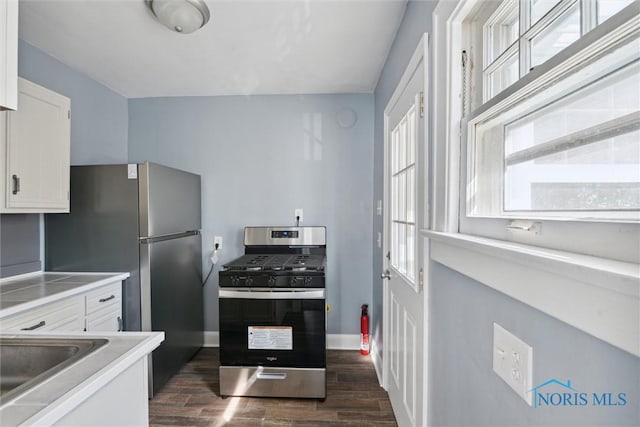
86;306;122;332
85;282;122;315
0;296;84;332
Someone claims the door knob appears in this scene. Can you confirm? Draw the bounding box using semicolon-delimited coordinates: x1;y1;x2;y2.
381;270;391;280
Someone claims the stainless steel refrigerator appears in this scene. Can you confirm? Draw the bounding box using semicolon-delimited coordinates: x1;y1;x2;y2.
45;162;204;396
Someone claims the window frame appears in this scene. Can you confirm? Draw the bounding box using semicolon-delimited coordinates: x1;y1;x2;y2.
459;1;640;263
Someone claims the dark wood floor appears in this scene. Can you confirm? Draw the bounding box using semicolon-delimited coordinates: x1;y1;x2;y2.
149;348;397;426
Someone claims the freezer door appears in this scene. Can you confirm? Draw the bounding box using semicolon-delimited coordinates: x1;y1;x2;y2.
138;162;201;238
140;231;204;396
45;165;142;331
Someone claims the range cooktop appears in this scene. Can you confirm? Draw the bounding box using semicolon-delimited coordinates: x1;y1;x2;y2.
222;254;325;271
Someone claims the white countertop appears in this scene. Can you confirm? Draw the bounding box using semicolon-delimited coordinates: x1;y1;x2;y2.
0;331;163;426
0;272;130;319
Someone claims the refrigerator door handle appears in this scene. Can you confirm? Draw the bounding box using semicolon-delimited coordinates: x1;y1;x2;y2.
139;230;200;244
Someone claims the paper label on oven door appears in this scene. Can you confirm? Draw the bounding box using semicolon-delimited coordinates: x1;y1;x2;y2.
248;326;293;350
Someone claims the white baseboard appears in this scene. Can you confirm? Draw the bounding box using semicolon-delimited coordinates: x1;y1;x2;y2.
326;334;360;350
203;332;360;351
370;339;384;387
203;331;219;347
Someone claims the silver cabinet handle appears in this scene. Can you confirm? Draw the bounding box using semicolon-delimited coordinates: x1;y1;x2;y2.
21;320;46;331
117;316;123;332
99;295;116;303
12;174;20;195
381;270;391;280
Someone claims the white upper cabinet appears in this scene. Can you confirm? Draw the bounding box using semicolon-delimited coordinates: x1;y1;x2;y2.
0;78;71;213
0;0;18;110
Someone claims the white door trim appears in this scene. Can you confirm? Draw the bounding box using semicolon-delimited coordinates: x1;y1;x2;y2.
382;32;429;427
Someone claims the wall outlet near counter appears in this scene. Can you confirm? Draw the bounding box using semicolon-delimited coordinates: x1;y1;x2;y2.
294;208;303;223
214;236;223;248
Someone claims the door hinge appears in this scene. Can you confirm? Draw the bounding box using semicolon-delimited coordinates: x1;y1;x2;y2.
419;91;425;117
419;268;424;293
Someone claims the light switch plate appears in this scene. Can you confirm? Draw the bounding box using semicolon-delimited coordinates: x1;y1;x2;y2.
493;323;533;406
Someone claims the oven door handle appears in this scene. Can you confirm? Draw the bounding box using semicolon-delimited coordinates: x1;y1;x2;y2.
219;289;325;299
257;372;287;380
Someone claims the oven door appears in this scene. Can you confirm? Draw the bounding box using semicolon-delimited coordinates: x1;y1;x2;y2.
219;288;326;368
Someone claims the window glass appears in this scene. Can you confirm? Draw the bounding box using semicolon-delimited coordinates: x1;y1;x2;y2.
390;106;417;281
531;3;581;67
487;5;519;64
598;0;634;23
488;52;519;98
531;0;562;25
470;37;640;218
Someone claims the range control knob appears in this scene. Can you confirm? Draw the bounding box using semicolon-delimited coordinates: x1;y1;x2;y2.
268;276;277;286
304;277;312;286
245;277;253;286
231;276;239;286
289;277;298;286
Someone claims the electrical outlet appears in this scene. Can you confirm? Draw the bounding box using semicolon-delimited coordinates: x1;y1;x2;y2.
294;208;303;223
214;236;223;248
493;323;533;406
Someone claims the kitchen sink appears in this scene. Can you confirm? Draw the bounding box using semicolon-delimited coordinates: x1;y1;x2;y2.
0;337;108;405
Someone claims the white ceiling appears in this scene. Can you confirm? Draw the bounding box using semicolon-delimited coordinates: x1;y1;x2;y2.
18;0;408;98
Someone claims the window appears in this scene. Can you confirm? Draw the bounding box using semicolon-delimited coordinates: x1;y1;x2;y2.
480;0;635;102
460;0;639;261
390;106;416;282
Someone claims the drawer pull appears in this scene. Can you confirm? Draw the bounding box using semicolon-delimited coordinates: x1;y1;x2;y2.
99;295;116;303
256;372;287;380
21;320;46;331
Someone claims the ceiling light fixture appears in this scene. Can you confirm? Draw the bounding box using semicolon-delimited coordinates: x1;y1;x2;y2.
147;0;211;34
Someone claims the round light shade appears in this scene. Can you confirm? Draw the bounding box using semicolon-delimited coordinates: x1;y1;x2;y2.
148;0;210;34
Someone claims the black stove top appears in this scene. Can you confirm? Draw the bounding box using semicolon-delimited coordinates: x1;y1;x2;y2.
223;254;325;272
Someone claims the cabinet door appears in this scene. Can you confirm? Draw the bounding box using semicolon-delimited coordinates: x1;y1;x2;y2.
2;78;70;212
0;0;18;111
85;282;123;332
86;308;122;332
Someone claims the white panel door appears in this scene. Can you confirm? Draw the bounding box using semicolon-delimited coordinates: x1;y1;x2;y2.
383;35;428;427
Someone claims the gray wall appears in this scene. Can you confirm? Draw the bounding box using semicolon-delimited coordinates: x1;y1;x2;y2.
430;262;640;426
18;40;129;165
0;214;40;277
0;41;129;278
128;94;374;333
372;0;438;362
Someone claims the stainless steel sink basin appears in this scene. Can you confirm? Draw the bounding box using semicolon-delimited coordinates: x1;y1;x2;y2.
0;338;108;404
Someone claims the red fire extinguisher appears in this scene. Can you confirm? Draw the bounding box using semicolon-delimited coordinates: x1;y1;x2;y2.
360;304;370;355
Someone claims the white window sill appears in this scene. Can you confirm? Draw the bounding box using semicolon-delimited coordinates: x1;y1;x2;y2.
422;230;640;357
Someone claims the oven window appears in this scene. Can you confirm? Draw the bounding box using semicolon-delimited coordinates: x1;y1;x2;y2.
219;298;326;368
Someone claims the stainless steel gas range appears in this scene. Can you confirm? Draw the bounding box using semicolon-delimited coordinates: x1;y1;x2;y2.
218;226;327;399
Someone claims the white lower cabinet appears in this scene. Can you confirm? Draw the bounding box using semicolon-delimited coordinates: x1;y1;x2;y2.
54;358;149;427
0;281;123;332
0;296;84;332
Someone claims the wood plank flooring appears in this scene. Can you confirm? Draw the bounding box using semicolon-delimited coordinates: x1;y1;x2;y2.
149;348;397;427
